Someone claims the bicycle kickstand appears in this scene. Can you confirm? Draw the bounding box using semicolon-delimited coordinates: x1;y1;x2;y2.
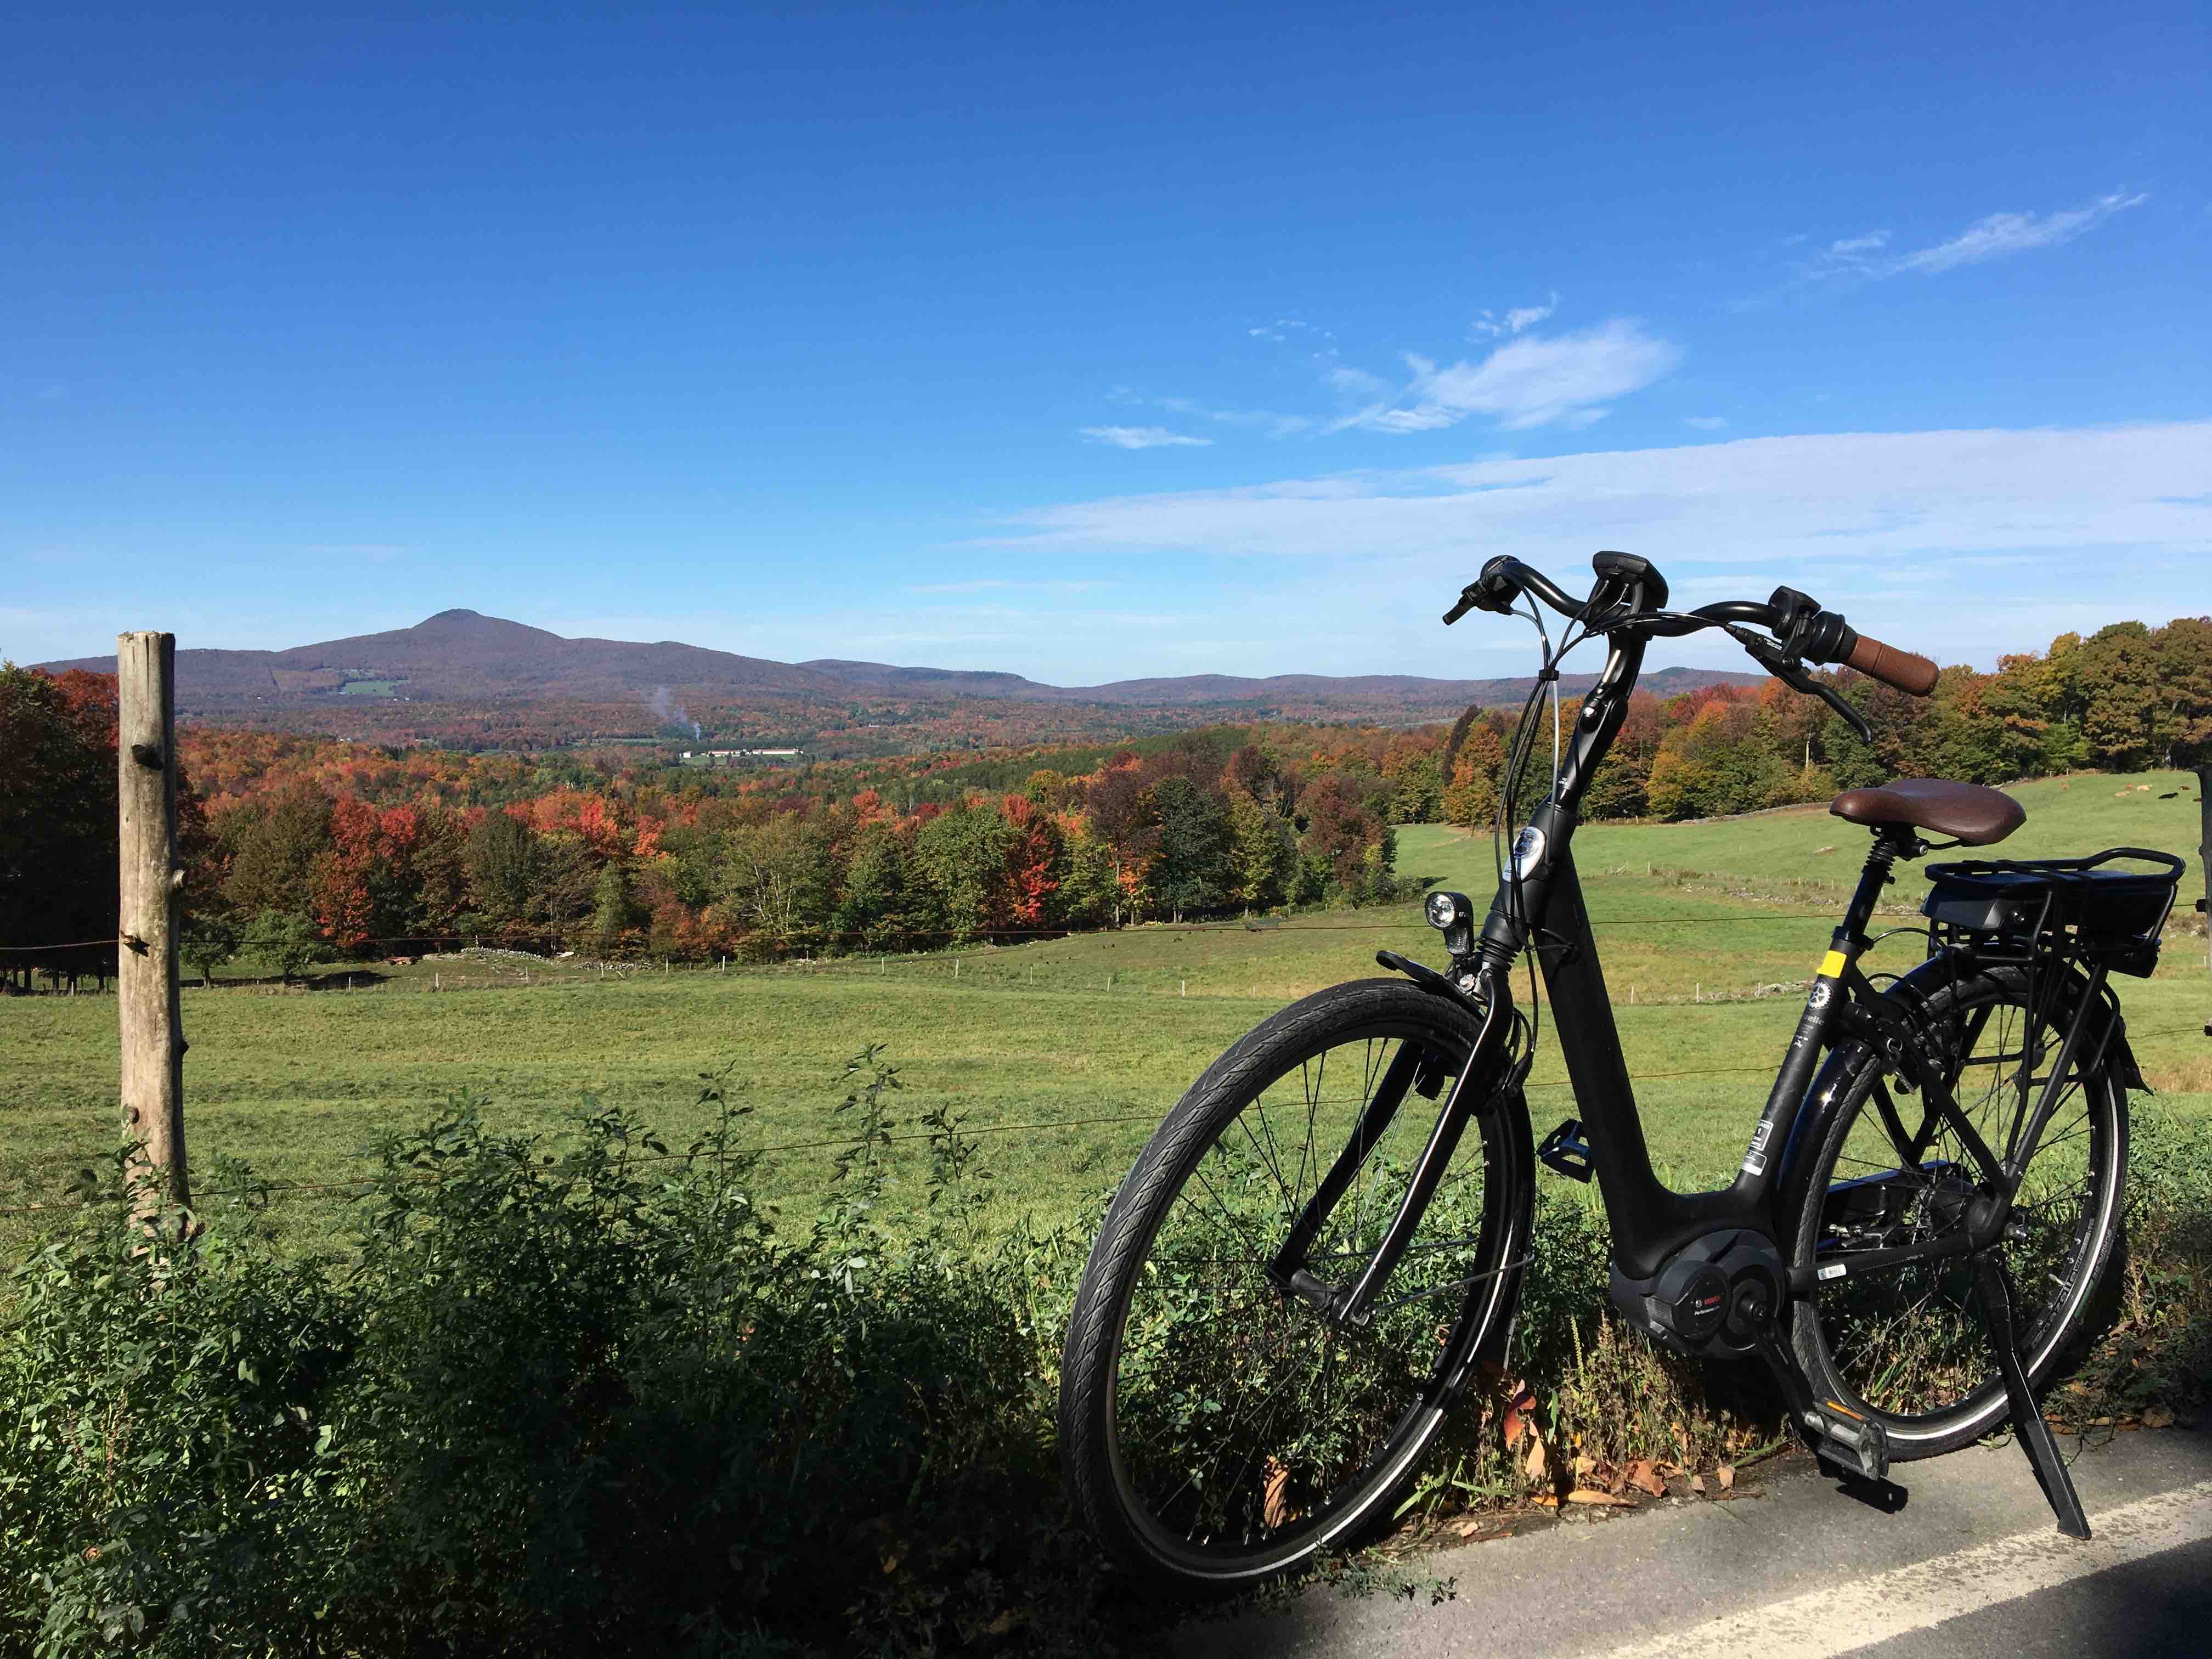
1972;1251;2091;1539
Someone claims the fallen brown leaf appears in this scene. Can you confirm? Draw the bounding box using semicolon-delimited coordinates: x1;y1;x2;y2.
1567;1489;1634;1506
1717;1464;1735;1492
2144;1406;2175;1430
1689;1473;1707;1496
1625;1459;1668;1499
1262;1458;1299;1529
1523;1433;1548;1485
1501;1382;1537;1450
1530;1493;1560;1508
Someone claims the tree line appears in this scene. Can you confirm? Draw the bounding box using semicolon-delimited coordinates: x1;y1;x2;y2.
5;612;2205;981
1;674;1408;979
206;735;1404;969
1431;613;2212;828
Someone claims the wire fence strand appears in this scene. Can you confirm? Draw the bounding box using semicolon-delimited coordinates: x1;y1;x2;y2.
6;1025;2202;1221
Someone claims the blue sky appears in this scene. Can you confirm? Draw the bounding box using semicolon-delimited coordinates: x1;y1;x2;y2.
5;4;2207;684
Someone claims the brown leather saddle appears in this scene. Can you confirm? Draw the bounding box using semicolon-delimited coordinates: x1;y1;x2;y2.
1830;777;2024;846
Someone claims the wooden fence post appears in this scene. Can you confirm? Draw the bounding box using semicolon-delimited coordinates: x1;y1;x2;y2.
117;631;189;1212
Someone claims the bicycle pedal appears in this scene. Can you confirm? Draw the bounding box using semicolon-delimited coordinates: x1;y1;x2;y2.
1537;1118;1594;1182
1804;1398;1891;1483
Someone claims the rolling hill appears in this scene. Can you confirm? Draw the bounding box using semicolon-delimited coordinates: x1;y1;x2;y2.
37;610;1765;753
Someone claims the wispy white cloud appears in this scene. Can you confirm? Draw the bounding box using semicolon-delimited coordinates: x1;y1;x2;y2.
1898;193;2146;272
1807;194;2145;281
986;424;2212;669
1334;320;1682;434
1471;291;1561;337
1079;425;1214;450
1826;230;1891;258
1685;415;1729;430
1247;317;1325;344
1154;395;1317;438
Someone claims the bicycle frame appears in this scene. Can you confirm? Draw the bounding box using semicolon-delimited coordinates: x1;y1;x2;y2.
1341;623;2075;1318
1094;552;2134;1554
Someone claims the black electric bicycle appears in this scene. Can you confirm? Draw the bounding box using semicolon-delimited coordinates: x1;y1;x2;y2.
1058;551;2184;1584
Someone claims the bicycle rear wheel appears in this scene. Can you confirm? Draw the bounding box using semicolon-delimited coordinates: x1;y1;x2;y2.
1058;978;1532;1585
1785;963;2128;1459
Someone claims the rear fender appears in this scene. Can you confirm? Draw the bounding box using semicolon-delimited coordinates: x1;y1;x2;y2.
1779;949;2142;1196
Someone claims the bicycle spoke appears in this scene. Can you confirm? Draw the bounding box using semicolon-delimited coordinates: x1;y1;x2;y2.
1810;971;2119;1425
1101;1007;1504;1564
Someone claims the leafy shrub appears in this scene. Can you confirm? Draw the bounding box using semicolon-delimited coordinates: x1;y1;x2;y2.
4;1070;2206;1655
0;1155;355;1652
1;1058;1104;1658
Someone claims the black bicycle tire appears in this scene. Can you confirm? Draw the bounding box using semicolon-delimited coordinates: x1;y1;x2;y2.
1057;977;1532;1585
1784;964;2128;1460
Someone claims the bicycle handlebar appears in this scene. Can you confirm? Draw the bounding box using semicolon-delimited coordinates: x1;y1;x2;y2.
1843;633;1940;695
1442;556;1587;625
1443;552;1940;703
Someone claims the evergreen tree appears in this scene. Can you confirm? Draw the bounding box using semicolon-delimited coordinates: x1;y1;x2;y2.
1146;776;1229;918
1223;787;1295;910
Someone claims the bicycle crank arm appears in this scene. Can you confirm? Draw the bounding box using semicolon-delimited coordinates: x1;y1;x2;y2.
1751;1328;1895;1487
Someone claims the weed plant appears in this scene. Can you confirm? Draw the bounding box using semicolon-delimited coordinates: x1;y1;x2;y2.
3;1056;2207;1656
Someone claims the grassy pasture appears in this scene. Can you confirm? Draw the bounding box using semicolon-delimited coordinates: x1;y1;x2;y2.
3;771;2205;1261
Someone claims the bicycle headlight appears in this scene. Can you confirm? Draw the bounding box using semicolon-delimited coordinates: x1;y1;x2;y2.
1424;889;1476;957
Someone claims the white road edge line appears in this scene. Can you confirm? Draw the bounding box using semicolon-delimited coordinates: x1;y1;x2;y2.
1596;1476;2212;1659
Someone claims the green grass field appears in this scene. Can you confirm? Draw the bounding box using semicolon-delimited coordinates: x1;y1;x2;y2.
4;771;2206;1260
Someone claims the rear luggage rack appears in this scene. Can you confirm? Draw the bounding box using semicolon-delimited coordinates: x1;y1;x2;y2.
1921;846;2183;978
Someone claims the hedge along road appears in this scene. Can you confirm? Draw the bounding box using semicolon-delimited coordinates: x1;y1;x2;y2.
3;786;2204;1261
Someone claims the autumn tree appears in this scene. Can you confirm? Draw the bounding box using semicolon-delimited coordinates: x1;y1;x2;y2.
1441;721;1506;828
0;665;116;972
1000;794;1064;927
1379;733;1443;823
1296;774;1389;899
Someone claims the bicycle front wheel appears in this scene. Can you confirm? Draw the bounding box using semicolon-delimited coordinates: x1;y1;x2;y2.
1058;978;1532;1585
1785;962;2128;1459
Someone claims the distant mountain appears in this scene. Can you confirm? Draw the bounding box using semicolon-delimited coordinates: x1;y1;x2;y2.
37;610;1765;749
42;610;838;704
798;658;1764;707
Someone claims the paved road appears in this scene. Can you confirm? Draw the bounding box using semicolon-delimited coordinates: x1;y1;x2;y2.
1172;1426;2212;1658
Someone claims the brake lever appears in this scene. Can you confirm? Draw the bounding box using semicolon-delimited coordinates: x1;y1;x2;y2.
1728;627;1875;744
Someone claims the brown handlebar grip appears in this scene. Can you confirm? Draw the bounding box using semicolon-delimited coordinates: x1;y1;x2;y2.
1846;635;1939;696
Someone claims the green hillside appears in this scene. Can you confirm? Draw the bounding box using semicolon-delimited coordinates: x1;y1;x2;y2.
1544;769;2204;896
3;774;2205;1263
